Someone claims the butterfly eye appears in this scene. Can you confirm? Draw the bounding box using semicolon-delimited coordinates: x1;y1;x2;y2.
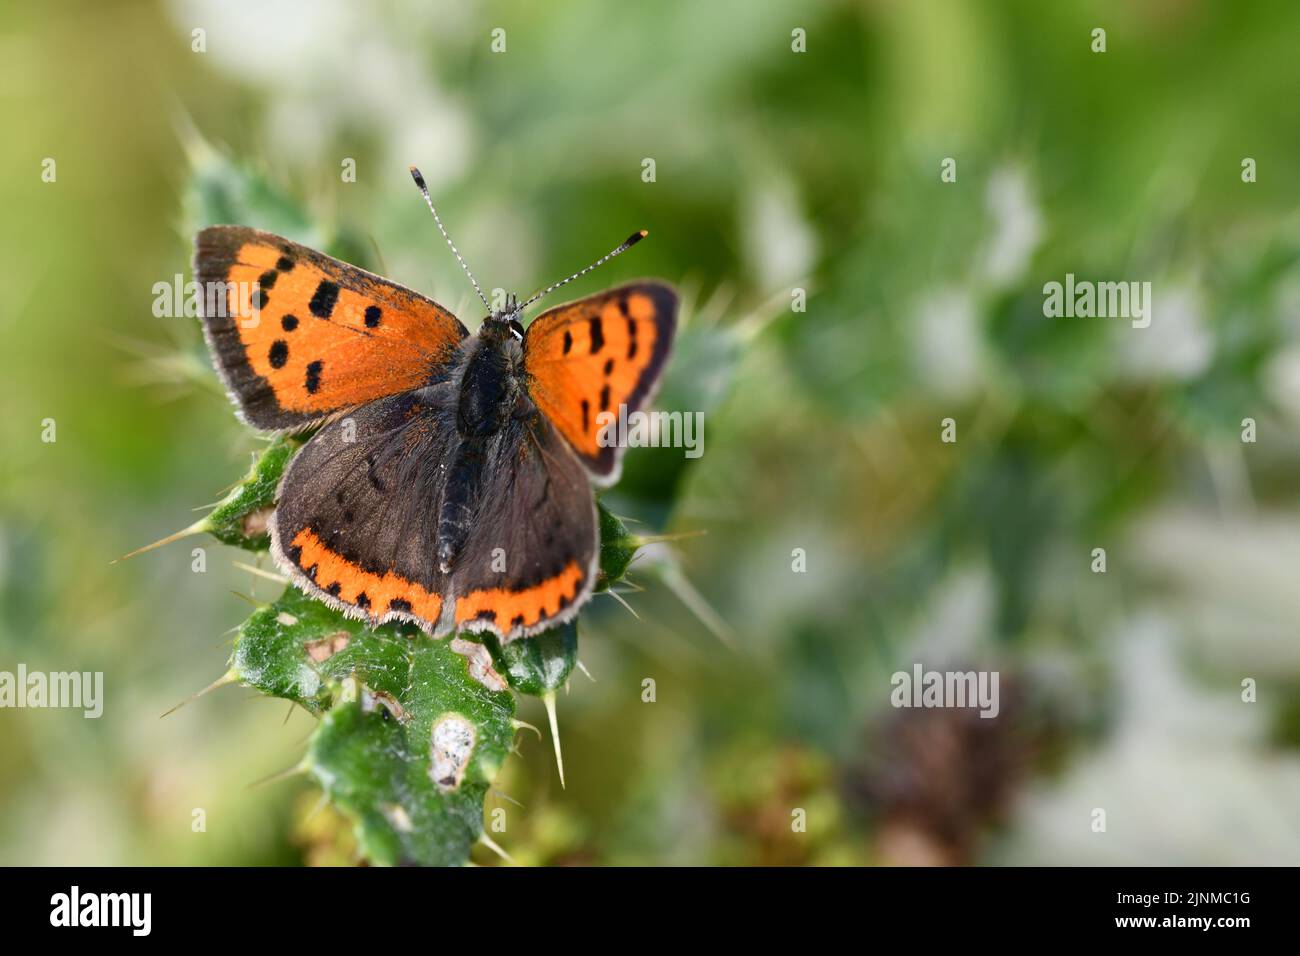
508;318;524;340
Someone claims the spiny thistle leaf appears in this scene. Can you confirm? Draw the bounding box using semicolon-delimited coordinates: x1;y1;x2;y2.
205;438;300;551
185;134;317;242
231;586;515;866
596;502;639;592
477;621;579;697
184;137;371;267
231;585;411;714
305;647;515;867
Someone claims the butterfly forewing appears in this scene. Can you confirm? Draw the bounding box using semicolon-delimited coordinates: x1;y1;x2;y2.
194;226;468;431
522;282;678;483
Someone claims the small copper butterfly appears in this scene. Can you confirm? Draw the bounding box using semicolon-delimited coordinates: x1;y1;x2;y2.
193;167;677;641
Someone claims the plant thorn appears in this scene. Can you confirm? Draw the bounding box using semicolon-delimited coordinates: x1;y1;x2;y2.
478;832;514;865
229;590;268;609
511;718;542;740
247;761;308;791
490;788;525;809
232;560;289;585
112;517;209;563
160;670;237;718
659;562;737;651
632;528;707;547
542;692;565;789
603;587;640;620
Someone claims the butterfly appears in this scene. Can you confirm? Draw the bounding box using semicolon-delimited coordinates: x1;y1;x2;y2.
193;167;677;642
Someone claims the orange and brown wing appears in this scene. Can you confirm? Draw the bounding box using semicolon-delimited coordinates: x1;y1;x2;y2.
522;282;677;484
194;226;468;431
449;411;598;642
271;389;457;634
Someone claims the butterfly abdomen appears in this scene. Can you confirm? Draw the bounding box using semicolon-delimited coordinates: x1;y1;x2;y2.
435;437;486;574
437;334;522;573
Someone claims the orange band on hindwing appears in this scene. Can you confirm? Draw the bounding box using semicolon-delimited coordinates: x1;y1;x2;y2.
289;528;443;623
454;561;585;631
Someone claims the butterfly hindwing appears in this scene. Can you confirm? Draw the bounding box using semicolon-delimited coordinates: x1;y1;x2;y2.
271;387;458;633
450;410;598;640
194;226;468;431
271;380;599;641
522;282;678;483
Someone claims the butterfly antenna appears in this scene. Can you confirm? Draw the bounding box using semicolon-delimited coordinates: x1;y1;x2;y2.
409;166;491;313
520;229;648;311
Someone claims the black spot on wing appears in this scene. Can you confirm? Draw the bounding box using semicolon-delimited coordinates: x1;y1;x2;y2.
365;305;382;328
305;360;323;394
269;340;289;369
309;280;339;319
281;314;299;331
588;316;604;353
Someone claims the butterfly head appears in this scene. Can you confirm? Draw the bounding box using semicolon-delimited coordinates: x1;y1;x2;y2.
482;294;525;342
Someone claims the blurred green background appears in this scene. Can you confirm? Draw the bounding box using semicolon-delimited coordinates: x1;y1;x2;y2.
4;0;1300;865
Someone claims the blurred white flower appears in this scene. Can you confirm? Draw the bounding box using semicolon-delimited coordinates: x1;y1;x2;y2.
1264;346;1300;422
169;0;472;186
982;166;1042;286
909;287;986;398
729;521;848;652
1116;283;1213;381
995;616;1300;865
903;564;994;662
1272;266;1300;337
740;176;816;290
1129;507;1300;674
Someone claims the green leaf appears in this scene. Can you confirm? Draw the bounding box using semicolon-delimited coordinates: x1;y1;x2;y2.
185;138;317;243
305;645;515;867
479;621;578;697
231;586;411;714
184;137;371;267
596;500;639;592
231;586;516;866
205;438;300;551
